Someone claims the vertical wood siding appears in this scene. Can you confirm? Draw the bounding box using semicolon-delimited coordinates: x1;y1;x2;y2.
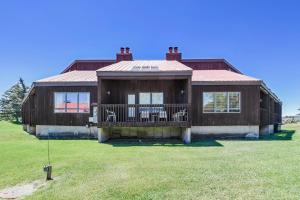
32;86;97;126
260;90;282;126
191;85;261;126
100;79;188;104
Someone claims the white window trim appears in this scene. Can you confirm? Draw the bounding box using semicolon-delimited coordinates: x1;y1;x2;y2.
54;92;90;114
203;92;241;114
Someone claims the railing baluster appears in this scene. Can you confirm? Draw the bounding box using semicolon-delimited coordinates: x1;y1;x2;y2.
100;103;190;127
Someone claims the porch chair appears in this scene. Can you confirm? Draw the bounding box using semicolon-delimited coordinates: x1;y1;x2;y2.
172;109;187;122
106;109;116;122
158;110;167;121
140;111;150;121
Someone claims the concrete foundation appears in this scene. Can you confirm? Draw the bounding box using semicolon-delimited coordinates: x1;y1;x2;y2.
259;125;274;136
30;124;268;141
98;128;110;143
182;128;191;143
191;125;260;139
26;125;36;135
36;125;98;139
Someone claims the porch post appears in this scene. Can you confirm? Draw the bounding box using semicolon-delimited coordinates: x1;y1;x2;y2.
97;77;102;125
98;128;110;143
182;127;191;144
187;76;192;127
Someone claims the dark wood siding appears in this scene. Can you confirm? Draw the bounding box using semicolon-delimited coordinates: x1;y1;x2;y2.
100;79;188;104
22;82;281;128
34;86;97;126
22;95;35;125
260;90;282;126
191;85;260;126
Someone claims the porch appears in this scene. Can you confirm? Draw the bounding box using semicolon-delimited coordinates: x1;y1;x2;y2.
98;78;192;127
96;60;193;143
99;103;190;127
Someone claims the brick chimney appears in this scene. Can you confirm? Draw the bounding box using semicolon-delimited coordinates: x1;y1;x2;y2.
116;47;133;62
166;46;182;61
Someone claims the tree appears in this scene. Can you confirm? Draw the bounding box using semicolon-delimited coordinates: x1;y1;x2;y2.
0;78;29;122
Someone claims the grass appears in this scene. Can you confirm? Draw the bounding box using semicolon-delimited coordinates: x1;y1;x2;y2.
0;121;300;199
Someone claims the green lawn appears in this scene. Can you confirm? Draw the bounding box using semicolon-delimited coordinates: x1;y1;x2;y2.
1;121;300;200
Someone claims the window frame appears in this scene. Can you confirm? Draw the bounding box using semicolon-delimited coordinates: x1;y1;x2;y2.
54;92;90;114
138;92;164;105
202;92;241;114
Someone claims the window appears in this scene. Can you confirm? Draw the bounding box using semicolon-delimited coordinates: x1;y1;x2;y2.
228;92;240;112
128;94;136;117
203;93;214;112
54;93;66;113
139;92;164;113
203;92;240;113
215;92;227;112
66;92;78;113
151;92;163;104
139;92;163;104
54;92;90;113
139;93;151;104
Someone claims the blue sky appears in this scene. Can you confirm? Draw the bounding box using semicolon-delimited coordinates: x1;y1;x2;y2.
0;0;299;115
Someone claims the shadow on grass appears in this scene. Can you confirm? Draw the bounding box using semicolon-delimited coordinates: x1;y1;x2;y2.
106;138;223;147
260;130;295;141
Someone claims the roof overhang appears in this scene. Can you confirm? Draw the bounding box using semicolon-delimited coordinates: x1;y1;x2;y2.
260;82;282;104
21;85;35;104
192;80;262;86
33;81;97;87
97;70;192;77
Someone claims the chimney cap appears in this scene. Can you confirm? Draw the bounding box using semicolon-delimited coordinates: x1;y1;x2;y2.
174;47;178;53
120;47;125;54
168;47;173;53
125;47;130;54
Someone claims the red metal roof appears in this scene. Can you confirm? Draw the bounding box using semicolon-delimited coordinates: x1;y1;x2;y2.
192;70;261;85
97;60;192;72
34;71;97;86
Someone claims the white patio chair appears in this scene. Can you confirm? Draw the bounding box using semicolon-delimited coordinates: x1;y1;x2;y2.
140;111;150;121
106;109;116;122
172;109;187;122
159;111;167;121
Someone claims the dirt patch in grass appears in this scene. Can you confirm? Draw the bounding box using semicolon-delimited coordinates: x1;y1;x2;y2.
0;180;47;199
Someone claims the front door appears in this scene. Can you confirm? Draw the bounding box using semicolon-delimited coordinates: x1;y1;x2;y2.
92;106;98;123
128;94;136;118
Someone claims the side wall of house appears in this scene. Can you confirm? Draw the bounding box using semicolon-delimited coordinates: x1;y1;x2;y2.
22;93;36;126
190;84;261;137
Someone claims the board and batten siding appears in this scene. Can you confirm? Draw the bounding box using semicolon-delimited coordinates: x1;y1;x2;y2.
33;86;97;126
99;79;188;104
191;85;261;126
23;84;268;127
